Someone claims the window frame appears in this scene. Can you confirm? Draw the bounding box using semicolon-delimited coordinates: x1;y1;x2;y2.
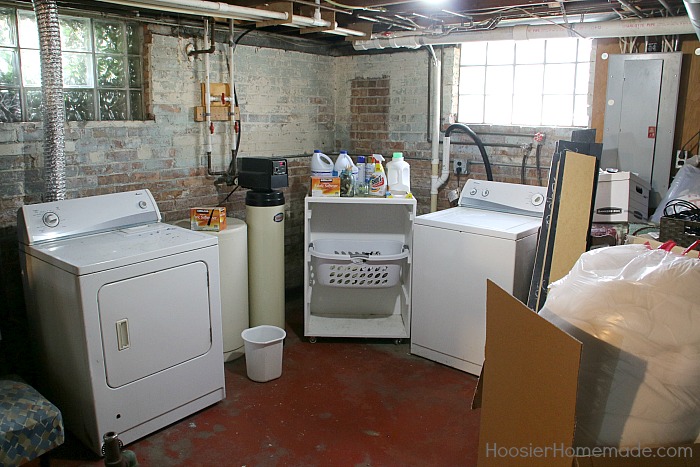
457;37;593;127
0;6;144;123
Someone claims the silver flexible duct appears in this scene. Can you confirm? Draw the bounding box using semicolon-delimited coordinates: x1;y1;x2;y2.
33;0;66;201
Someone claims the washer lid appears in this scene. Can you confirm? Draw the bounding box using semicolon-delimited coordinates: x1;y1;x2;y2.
23;223;217;275
415;207;543;240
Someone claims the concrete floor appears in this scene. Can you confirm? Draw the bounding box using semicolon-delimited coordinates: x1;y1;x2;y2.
29;291;481;467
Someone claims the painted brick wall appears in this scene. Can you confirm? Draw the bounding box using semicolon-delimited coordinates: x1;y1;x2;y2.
0;23;591;375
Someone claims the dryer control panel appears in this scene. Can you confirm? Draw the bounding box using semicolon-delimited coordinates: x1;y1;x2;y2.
458;179;548;217
18;189;161;245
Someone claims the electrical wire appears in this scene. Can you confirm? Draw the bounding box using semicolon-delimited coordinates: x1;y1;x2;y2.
681;129;700;153
663;199;700;220
218;184;241;207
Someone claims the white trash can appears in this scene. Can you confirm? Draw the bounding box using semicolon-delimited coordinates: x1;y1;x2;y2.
241;325;286;382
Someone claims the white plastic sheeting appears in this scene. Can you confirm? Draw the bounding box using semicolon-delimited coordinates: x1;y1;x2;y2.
539;244;700;448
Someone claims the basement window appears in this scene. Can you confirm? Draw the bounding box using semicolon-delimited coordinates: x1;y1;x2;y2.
458;37;592;127
0;7;144;123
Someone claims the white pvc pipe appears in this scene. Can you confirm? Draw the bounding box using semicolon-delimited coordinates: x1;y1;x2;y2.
96;0;288;21
429;51;441;213
354;16;695;50
229;19;236;155
203;19;212;156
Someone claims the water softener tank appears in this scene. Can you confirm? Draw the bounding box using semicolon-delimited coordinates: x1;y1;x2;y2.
246;191;285;329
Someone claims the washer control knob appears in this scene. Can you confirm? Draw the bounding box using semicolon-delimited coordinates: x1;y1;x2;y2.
138;200;148;209
469;188;477;196
482;189;490;197
42;211;59;227
531;193;545;206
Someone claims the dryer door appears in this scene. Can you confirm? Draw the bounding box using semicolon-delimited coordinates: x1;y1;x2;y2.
98;261;212;388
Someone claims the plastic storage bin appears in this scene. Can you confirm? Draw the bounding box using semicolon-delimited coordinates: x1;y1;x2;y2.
241;325;286;382
309;238;408;288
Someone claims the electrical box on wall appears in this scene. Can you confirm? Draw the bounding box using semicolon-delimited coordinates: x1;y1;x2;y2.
601;52;682;209
194;82;239;122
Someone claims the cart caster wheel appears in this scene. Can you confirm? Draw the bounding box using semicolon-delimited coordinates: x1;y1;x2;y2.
394;339;402;345
309;337;317;343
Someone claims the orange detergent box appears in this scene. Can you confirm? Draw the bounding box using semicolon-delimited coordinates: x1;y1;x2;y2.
190;207;227;231
311;177;340;197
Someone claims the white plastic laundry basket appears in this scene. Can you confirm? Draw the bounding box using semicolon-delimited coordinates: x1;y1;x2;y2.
241;325;286;382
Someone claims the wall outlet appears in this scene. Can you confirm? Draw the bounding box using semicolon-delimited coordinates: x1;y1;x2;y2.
675;150;690;169
453;159;467;175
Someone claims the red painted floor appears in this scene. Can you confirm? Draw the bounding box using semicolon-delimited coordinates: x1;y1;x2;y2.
30;291;481;467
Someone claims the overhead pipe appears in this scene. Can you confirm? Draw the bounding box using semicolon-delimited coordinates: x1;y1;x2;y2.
353;16;695;50
428;47;442;212
95;0;366;37
33;0;66;202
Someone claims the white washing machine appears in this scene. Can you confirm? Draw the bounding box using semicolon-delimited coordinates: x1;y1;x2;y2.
17;190;225;454
411;180;547;375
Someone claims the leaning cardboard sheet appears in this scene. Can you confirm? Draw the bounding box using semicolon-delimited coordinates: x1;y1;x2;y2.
540;243;700;448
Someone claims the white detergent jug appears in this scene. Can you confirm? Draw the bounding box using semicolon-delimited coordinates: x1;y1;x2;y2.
387;152;410;197
333;150;357;177
311;150;333;177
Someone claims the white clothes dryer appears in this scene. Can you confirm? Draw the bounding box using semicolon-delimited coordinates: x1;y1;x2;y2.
411;180;547;375
17;190;225;454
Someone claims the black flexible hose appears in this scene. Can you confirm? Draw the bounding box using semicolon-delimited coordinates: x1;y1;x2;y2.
444;123;493;181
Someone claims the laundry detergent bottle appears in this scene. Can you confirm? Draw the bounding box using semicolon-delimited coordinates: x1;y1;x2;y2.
311;149;333;177
369;154;387;197
333;150;357;178
386;152;410;197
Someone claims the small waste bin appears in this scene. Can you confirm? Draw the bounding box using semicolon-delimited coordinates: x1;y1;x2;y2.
241;325;286;382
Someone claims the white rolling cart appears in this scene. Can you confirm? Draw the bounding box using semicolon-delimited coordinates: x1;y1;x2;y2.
304;197;416;342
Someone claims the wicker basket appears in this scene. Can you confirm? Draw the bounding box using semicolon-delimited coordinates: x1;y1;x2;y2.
659;214;700;248
309;239;408;288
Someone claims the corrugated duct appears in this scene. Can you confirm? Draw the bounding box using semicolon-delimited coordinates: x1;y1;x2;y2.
684;0;700;41
32;0;66;201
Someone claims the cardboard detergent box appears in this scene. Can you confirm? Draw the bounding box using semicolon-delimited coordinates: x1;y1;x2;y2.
311;176;340;197
473;281;700;467
190;207;227;231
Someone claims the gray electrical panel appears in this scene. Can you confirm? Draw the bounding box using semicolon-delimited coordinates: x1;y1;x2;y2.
601;52;682;208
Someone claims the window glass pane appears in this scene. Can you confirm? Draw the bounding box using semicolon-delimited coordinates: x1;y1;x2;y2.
126;23;141;55
96;54;125;87
94;21;124;53
461;42;486;65
484;93;512;124
546;38;577;63
63;52;93;87
458;94;483;123
0;48;19;85
486;40;514;65
577;39;592;62
20;49;40;86
128;56;141;87
543;63;575;94
65;89;94;121
515;39;544;64
575;62;590;94
512;94;542;125
0;9;16;47
459;66;485;94
573;94;589;126
25;88;41;122
514;64;543;95
60;16;91;52
17;10;38;49
130;90;143;120
542;94;573;125
99;89;127;120
485;65;513;94
0;89;21;122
